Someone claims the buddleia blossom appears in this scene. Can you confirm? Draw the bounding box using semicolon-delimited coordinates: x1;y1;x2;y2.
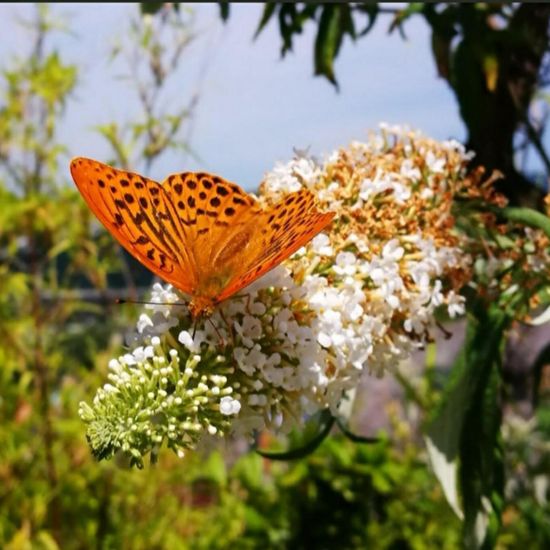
80;124;549;466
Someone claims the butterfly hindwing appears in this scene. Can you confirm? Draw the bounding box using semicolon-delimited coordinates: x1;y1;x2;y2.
216;189;335;302
161;172;261;279
70;157;196;293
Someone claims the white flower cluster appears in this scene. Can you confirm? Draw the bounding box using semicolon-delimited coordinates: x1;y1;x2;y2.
80;124;475;463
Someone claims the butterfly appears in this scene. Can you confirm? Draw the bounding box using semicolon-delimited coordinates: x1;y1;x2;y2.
70;157;335;319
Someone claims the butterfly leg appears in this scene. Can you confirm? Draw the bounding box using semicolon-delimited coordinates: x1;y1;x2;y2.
229;293;253;315
217;307;237;348
206;317;228;349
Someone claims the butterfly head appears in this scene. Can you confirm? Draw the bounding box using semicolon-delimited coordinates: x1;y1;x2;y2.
188;295;216;320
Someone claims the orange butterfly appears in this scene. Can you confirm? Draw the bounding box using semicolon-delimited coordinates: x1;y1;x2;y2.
70;158;335;319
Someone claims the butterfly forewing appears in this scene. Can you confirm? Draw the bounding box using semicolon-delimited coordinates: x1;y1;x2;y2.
70;157;196;293
216;189;335;302
162;172;262;293
162;172;260;240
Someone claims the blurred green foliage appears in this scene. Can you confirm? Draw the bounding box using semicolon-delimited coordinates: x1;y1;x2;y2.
0;3;548;549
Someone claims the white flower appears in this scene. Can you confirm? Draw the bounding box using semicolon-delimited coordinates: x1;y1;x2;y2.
383;239;405;262
426;150;446;173
420;187;434;199
219;396;242;416
262;155;321;194
311;233;334;256
446;291;465;318
178;330;207;353
333;252;357;276
137;313;154;334
358;171;411;204
401;158;421;181
133;346;154;363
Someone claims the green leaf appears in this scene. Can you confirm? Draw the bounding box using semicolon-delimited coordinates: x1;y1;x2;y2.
256;409;334;460
314;4;343;87
425;303;509;548
461;342;504;549
335;416;378;444
254;2;277;39
218;1;230;22
140;2;168;16
496;206;550;239
36;530;60;550
389;2;424;36
340;3;356;41
355;2;379;37
425;434;463;519
277;4;298;55
231;453;265;490
199;451;227;487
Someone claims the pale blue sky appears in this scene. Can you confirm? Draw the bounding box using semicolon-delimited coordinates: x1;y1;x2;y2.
0;3;478;190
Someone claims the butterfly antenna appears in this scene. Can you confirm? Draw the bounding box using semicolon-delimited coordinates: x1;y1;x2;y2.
115;298;188;307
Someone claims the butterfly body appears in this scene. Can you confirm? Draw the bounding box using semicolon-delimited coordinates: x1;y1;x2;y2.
70;157;335;319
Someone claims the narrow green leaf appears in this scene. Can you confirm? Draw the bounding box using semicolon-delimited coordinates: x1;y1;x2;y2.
218;1;230;22
340;3;356;41
199;451;227;487
335;416;378;444
278;3;298;55
389;2;425;35
140;2;171;16
254;2;277;39
496;206;550;239
355;2;379;37
256;409;334;460
425;434;463;519
461;341;504;549
314;4;342;87
426;303;509;548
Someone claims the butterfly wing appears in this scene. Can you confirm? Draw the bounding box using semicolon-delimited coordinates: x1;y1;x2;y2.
160;171;263;297
70;157;197;293
216;189;335;302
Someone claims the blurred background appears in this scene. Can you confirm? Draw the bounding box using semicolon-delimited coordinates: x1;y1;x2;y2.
0;3;480;185
0;3;548;548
